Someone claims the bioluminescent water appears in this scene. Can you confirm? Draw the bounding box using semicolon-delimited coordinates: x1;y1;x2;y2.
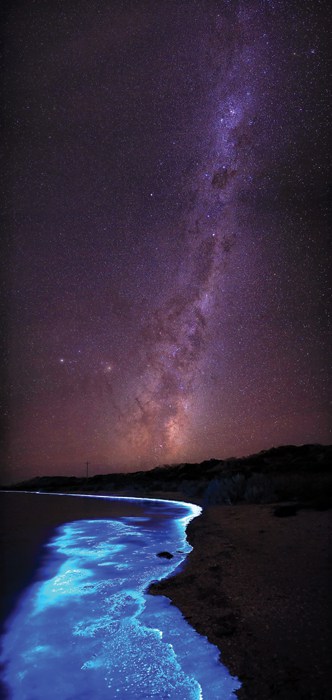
1;494;240;699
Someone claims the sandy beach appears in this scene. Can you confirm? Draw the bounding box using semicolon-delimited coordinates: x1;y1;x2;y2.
150;503;332;699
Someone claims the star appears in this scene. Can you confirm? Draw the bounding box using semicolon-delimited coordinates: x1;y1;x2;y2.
2;0;330;481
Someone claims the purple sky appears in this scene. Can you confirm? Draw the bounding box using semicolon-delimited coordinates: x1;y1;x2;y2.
2;0;331;483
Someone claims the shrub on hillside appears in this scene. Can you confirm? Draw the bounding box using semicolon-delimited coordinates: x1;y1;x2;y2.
203;474;246;505
273;472;332;505
203;472;276;505
180;480;203;498
244;473;276;503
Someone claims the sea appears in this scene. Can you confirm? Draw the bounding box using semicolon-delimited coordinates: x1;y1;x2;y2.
0;492;240;699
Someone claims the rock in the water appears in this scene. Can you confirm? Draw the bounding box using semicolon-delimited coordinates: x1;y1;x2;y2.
157;551;173;559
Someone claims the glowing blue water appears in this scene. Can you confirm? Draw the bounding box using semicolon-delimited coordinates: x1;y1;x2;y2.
1;495;240;699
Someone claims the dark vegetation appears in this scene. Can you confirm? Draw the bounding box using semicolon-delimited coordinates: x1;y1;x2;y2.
5;444;332;509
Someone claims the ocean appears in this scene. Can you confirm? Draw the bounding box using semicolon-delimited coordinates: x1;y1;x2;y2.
0;492;240;699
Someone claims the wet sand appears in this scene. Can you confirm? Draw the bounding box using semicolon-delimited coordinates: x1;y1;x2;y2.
150;503;332;699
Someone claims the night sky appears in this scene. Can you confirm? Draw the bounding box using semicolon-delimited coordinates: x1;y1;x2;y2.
2;0;331;483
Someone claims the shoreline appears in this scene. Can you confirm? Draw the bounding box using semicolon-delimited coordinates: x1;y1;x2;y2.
1;491;198;630
0;491;200;628
3;493;236;700
2;491;331;698
149;502;332;699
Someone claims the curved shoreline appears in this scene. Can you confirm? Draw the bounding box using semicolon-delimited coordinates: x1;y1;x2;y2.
150;503;332;700
3;491;331;698
0;491;200;629
1;492;240;699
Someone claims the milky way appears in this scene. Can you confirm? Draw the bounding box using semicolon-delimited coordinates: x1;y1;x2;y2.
125;6;264;463
2;0;331;481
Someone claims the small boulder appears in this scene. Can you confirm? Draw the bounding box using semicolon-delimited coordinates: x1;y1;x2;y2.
157;551;173;559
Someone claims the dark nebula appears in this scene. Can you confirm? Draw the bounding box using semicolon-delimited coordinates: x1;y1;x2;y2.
2;0;331;482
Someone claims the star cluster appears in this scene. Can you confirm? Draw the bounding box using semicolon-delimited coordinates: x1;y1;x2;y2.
2;0;331;481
